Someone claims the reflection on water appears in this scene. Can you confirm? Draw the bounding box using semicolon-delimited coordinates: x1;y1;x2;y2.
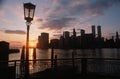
29;49;34;71
9;48;120;76
29;49;33;60
9;48;120;60
37;49;51;59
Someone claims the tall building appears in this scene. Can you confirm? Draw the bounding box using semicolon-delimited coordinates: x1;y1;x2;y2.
63;31;70;38
116;32;119;40
97;25;102;38
37;32;49;49
59;36;64;49
92;25;96;38
50;39;59;48
63;31;70;49
73;28;76;37
115;32;120;48
81;29;85;37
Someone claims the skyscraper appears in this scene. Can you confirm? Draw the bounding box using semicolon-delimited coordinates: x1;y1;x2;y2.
63;31;70;39
37;32;49;49
92;25;96;38
81;29;85;37
115;32;120;48
73;28;76;37
63;31;70;49
97;25;102;38
116;32;119;40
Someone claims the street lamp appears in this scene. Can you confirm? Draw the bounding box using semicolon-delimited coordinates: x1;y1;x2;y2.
23;2;36;77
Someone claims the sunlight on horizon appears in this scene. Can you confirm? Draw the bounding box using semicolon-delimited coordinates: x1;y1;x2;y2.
29;41;37;48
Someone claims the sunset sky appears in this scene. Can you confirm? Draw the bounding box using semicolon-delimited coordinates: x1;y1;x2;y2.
0;0;120;47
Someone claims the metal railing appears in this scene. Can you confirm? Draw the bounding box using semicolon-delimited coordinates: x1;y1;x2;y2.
1;58;120;78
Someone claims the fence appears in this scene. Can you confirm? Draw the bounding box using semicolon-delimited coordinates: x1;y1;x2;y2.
4;58;120;78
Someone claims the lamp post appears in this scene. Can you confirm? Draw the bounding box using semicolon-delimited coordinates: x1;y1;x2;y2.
23;2;36;77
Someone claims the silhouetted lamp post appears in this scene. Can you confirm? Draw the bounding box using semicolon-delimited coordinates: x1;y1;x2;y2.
23;2;36;77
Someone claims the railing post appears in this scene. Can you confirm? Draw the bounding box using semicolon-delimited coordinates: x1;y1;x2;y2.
20;46;25;77
54;55;57;70
14;61;16;78
72;51;75;69
33;48;36;64
8;61;16;79
33;48;36;60
81;58;87;76
51;47;54;68
14;61;17;79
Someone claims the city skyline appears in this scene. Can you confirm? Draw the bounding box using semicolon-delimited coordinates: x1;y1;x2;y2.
0;0;120;47
37;25;120;49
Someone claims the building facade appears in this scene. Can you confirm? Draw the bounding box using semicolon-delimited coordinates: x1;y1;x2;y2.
37;32;49;49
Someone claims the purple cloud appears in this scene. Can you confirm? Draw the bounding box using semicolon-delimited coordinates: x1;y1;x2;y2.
52;0;120;16
5;30;26;35
0;0;6;8
37;0;120;30
85;0;120;16
36;18;43;22
39;17;76;30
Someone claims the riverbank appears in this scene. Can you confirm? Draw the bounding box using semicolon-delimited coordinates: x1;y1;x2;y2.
9;49;20;53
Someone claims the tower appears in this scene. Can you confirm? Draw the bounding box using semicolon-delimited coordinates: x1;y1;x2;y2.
73;28;76;37
92;25;96;38
115;32;120;48
81;29;85;37
116;32;119;40
63;31;70;39
97;25;102;38
38;32;49;49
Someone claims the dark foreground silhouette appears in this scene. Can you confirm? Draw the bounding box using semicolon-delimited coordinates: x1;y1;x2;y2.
19;66;120;79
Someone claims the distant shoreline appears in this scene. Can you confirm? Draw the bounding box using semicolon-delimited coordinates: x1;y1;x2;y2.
9;49;20;53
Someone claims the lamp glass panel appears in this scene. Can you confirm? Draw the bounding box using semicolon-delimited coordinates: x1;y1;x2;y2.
30;9;34;18
25;8;29;18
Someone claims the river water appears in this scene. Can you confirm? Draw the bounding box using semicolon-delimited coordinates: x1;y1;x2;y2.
9;48;120;60
9;48;120;76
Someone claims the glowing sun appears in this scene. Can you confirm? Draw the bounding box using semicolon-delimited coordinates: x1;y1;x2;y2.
29;42;36;48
